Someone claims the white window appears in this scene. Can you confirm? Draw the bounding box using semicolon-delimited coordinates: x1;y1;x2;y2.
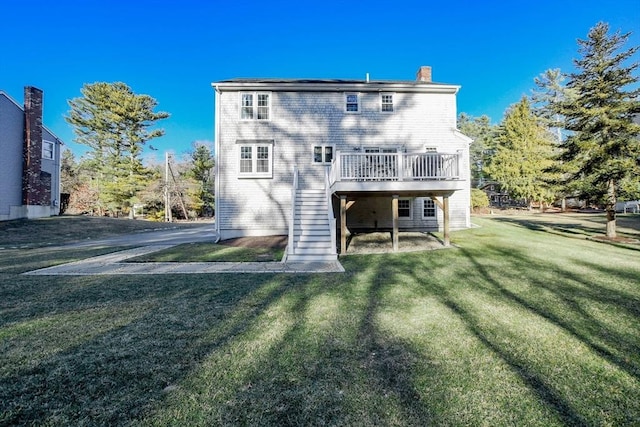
240;92;270;120
313;145;334;164
42;140;54;160
345;93;360;113
237;140;273;178
423;198;436;218
381;93;394;112
398;198;412;218
364;147;397;153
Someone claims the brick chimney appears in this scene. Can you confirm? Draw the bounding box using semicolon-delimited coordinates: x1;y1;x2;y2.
416;66;432;83
22;86;50;206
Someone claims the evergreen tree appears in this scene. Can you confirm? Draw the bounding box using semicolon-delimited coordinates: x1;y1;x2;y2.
486;97;556;209
530;68;575;142
558;22;640;238
184;143;215;217
60;148;80;195
66;82;169;216
457;113;497;187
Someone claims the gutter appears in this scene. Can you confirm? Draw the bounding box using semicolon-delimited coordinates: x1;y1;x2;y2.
212;83;221;243
214;81;460;94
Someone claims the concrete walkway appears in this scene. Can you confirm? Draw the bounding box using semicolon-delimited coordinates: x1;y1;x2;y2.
24;244;345;275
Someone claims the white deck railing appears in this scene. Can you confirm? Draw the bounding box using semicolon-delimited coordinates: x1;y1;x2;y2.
324;167;337;255
330;151;460;183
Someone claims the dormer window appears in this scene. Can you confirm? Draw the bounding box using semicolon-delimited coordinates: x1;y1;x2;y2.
345;93;360;113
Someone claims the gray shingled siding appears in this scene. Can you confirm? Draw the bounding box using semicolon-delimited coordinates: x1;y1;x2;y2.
0;94;26;218
216;88;470;238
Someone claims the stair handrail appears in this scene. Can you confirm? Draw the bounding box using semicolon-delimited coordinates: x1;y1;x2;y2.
325;167;337;255
288;166;298;256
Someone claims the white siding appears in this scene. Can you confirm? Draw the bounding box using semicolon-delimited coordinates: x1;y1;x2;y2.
215;85;471;239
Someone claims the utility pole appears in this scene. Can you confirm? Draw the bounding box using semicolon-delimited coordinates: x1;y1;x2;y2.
164;152;172;222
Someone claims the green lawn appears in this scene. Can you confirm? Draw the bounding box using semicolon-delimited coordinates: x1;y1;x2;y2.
128;242;285;263
0;215;200;249
0;214;639;426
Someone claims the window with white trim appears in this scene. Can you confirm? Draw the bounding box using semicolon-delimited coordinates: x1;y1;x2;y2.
423;198;436;218
313;145;333;164
364;147;398;153
237;140;273;178
345;93;360;113
42;140;54;160
240;92;270;120
398;198;412;218
381;93;394;112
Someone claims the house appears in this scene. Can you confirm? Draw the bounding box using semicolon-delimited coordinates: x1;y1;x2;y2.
212;66;472;261
0;87;63;221
480;181;523;208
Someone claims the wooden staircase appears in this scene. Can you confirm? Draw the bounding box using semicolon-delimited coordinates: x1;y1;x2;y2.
287;188;337;263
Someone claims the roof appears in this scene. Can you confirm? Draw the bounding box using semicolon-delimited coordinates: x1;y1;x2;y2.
213;78;460;94
219;78;442;84
0;90;64;144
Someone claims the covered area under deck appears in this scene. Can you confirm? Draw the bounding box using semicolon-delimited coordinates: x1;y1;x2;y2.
328;150;466;253
334;190;459;253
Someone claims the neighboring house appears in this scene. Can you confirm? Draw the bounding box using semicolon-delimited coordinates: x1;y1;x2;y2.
0;87;63;221
212;66;472;261
615;200;639;213
480;181;523;208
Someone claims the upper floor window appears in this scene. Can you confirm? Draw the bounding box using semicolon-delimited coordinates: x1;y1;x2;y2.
240;92;270;120
313;145;333;164
381;94;394;112
42;140;54;160
345;93;360;113
238;140;273;178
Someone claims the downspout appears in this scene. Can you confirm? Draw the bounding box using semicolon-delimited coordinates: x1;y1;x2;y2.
287;166;299;260
53;137;63;215
212;83;221;243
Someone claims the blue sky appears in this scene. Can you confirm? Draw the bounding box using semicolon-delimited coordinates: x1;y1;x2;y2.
1;0;638;160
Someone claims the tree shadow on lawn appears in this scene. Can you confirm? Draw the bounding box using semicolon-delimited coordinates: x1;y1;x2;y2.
463;244;639;379
2;244;639;425
491;215;640;245
0;272;307;425
139;261;440;426
386;243;640;425
2;261;436;426
0;246;130;276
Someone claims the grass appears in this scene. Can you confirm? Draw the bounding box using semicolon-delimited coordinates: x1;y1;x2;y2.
128;242;285;263
0;213;639;426
0;215;201;249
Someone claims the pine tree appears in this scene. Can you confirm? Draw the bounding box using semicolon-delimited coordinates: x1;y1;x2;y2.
486;97;556;209
184;143;215;217
530;68;576;142
66;82;170;216
559;22;640;238
457;113;497;187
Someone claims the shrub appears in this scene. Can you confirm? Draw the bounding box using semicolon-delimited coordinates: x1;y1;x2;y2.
471;188;490;209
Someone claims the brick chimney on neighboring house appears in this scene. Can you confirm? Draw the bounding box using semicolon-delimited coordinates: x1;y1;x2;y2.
416;66;432;83
22;86;51;206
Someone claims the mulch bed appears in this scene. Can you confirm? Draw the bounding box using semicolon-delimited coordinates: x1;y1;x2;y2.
590;235;639;244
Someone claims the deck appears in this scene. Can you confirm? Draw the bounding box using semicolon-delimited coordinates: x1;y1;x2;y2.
329;151;465;195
